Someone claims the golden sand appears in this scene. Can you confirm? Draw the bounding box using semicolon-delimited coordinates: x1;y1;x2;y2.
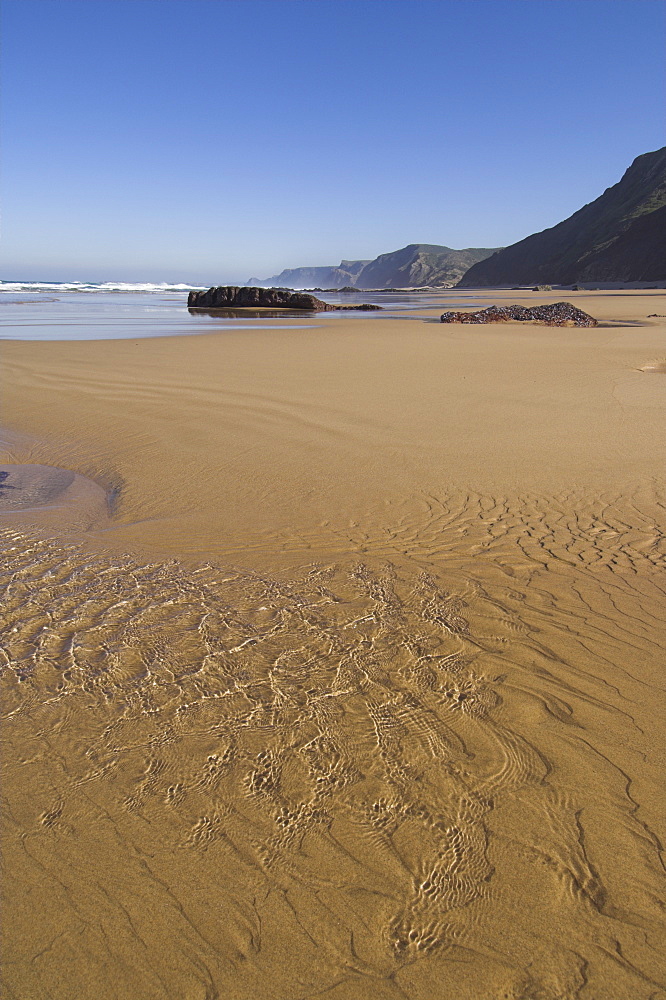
1;290;665;999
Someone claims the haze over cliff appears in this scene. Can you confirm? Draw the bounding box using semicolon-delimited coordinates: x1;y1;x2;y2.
459;147;666;287
249;244;501;290
247;259;369;290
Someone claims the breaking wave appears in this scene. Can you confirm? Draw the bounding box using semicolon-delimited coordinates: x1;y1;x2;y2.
0;280;206;294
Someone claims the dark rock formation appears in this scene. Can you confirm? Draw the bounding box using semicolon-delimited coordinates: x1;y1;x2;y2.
440;302;598;327
188;286;381;312
458;147;666;287
189;286;335;311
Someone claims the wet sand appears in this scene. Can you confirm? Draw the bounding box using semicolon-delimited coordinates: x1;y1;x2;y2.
1;290;665;999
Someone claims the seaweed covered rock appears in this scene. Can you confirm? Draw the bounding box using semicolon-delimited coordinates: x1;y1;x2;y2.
440;301;598;327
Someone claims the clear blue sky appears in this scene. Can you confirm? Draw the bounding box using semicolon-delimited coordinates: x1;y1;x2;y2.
1;0;664;283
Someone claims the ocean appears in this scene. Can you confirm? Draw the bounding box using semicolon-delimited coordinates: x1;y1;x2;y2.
0;280;483;340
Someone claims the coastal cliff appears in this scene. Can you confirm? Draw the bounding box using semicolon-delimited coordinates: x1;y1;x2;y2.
458;147;666;286
249;244;501;290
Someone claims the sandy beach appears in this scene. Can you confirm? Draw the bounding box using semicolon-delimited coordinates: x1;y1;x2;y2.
2;289;665;565
1;289;665;999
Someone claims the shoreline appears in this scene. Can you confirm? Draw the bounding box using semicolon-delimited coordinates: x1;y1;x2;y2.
1;289;664;567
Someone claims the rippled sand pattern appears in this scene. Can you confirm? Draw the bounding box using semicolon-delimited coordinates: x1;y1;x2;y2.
2;486;665;1000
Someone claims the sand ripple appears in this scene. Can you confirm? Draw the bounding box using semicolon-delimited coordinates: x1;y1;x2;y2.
1;488;664;998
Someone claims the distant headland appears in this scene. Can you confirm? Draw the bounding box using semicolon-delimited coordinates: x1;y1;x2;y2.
247;147;665;291
248;244;501;291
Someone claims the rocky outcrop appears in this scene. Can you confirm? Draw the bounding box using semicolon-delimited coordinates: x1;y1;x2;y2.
342;302;382;311
188;286;381;312
440;302;598;327
189;286;335;311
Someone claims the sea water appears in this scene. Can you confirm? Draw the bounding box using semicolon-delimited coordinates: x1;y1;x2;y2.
0;283;314;340
0;280;481;340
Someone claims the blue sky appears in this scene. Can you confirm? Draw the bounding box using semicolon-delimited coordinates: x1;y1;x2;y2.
1;0;664;283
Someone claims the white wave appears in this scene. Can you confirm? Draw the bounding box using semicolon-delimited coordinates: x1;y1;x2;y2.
0;280;207;294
